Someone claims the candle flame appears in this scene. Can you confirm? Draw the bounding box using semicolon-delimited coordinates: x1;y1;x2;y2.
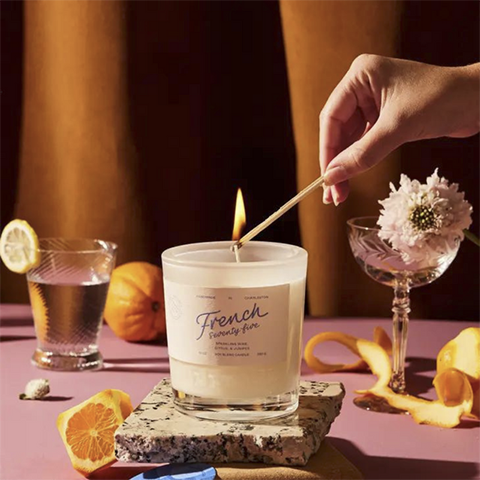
232;188;246;241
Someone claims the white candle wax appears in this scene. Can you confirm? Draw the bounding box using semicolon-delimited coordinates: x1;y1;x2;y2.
161;241;307;420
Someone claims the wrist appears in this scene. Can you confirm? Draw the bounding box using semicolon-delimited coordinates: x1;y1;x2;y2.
461;63;480;129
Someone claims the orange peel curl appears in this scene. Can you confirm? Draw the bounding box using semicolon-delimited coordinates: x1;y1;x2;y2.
304;327;392;375
304;326;480;428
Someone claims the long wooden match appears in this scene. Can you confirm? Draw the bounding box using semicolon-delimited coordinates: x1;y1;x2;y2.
234;175;325;249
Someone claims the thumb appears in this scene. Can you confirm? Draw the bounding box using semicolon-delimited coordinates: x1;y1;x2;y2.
323;119;401;187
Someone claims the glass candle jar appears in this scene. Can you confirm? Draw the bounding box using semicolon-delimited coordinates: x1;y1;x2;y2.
161;241;307;421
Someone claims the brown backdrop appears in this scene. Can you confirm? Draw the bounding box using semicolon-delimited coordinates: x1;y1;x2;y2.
280;0;402;317
1;0;478;321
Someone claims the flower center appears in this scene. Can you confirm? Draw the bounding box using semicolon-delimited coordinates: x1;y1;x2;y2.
409;205;438;232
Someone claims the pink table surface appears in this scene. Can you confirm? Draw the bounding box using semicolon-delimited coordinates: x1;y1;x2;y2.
0;304;478;480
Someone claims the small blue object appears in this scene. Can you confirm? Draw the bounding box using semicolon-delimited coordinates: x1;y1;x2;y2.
130;463;217;480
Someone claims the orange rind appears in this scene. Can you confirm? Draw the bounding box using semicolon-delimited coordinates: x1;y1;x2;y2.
365;384;472;428
304;327;392;375
304;327;480;428
437;327;480;381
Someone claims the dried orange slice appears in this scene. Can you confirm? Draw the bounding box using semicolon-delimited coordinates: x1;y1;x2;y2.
57;389;133;476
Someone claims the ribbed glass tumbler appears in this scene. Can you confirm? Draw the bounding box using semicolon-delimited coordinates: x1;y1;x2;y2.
27;238;117;371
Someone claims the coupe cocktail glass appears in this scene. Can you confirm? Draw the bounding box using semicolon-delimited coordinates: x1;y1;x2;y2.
347;217;460;412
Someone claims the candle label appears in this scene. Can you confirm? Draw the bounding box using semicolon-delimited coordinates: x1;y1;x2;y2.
164;281;290;366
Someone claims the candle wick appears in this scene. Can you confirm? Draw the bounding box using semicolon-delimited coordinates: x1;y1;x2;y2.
233;243;241;263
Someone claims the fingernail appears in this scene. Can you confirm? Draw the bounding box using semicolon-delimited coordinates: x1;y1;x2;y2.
323;187;331;205
324;167;343;187
333;190;340;207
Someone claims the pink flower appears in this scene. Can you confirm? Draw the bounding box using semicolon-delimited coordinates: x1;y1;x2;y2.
377;170;472;266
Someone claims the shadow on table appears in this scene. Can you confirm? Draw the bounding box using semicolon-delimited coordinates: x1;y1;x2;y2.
90;464;160;480
0;318;34;327
456;418;480;430
406;357;436;373
404;357;437;396
329;437;479;479
40;396;74;402
0;334;36;342
102;357;170;373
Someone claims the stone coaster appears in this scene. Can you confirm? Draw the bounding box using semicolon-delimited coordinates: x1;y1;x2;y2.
115;378;344;467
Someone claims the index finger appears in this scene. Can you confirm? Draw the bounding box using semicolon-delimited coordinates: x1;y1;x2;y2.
319;79;359;175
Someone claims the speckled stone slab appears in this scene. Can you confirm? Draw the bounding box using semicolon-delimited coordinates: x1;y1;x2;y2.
115;379;345;467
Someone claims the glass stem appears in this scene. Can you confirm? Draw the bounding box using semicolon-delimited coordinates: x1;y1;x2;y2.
390;278;411;394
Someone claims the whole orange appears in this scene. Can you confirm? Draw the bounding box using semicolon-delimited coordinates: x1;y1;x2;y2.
104;262;166;342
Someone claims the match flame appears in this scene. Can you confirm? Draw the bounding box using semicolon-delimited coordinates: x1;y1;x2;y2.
232;188;246;241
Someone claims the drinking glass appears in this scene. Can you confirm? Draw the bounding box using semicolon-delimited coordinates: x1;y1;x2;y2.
347;217;460;412
27;238;117;371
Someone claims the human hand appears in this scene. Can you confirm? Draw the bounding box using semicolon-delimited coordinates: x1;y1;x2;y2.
320;55;480;205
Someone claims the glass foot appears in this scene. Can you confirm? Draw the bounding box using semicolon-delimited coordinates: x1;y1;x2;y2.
172;388;299;422
32;348;103;371
354;394;408;414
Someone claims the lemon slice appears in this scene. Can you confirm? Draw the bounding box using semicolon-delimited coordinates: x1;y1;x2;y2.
0;219;40;273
